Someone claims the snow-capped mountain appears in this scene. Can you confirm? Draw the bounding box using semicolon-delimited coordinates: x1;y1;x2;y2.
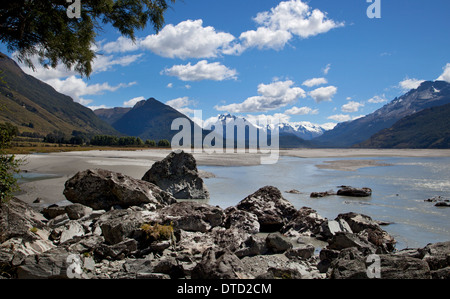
202;114;329;140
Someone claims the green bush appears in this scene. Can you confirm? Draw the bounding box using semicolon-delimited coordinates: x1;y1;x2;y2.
0;122;22;203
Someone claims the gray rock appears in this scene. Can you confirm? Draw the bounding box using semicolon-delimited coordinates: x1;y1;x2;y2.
98;209;144;245
64;169;176;210
65;204;93;220
224;207;260;234
281;207;326;237
266;233;293;253
142;151;210;199
191;248;247;279
337;186;372;197
159;202;224;233
59;221;85;244
16;247;72;279
236;186;297;232
285;244;315;260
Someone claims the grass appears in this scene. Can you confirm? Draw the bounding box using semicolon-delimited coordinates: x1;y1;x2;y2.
5;141;171;155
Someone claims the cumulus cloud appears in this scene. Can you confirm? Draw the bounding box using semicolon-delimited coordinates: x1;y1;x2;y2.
302;77;328;87
124;96;146;107
309;86;338;103
141;19;235;59
327;114;352;122
285;106;319;115
102;36;141;54
238;27;292;51
368;95;388;104
341;101;364;113
399;78;425;91
254;0;344;38
215;80;306;113
162;60;237;82
46;76;136;105
166;97;195;115
437;63;450;83
228;0;343;54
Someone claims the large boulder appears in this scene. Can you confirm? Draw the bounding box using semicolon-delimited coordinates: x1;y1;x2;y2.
236;186;297;232
141;151;209;199
159;202;224;233
337;186;372;197
64;169;176;210
191;248;247;279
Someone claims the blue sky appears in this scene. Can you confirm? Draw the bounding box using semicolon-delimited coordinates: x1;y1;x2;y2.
3;0;450;128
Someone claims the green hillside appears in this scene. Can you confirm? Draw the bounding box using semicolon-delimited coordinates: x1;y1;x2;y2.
0;52;118;137
357;103;450;149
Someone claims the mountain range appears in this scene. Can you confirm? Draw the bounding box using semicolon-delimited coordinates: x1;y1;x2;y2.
95;98;202;142
0;52;118;137
315;80;450;148
1;48;449;149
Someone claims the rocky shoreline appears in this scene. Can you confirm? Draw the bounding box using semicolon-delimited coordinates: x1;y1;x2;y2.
1;152;449;279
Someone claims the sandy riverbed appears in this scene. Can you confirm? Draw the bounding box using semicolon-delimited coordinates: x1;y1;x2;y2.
15;148;450;206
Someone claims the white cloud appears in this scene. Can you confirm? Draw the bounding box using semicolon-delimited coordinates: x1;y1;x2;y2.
254;0;344;39
92;54;143;74
46;76;135;105
102;36;141;54
302;77;328;88
327;114;364;123
399;78;425;91
141;19;235;59
230;0;343;54
368;95;388;104
309;86;338;103
162;60;238;82
437;63;450;83
285;106;319;115
215;80;306;113
166;97;195;115
327;114;352;122
323;63;331;75
342;101;364;113
238;27;292;51
124;96;146;107
167;83;173;88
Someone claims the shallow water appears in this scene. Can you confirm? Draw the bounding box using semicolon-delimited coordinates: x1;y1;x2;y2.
200;156;450;250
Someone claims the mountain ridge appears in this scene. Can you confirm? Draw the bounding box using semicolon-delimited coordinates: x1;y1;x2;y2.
314;80;450;148
0;52;118;137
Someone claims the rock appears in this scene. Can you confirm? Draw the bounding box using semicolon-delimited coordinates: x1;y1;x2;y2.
327;232;376;254
42;205;67;220
98;209;144;245
59;221;85;244
235;235;268;258
159;202;224;233
281;207;326;237
285;244;315;260
64;169;176;211
65;204;93;220
320;219;353;241
256;267;303;279
310;190;336;198
0;197;48;244
224;207;260;234
266;233;293;253
337;186;372;197
16;247;72;279
141;151;209;199
285;189;301;194
236;186;297;232
191;248;247;279
435;202;450;207
377;255;431;279
336;212;396;252
420;241;450;273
